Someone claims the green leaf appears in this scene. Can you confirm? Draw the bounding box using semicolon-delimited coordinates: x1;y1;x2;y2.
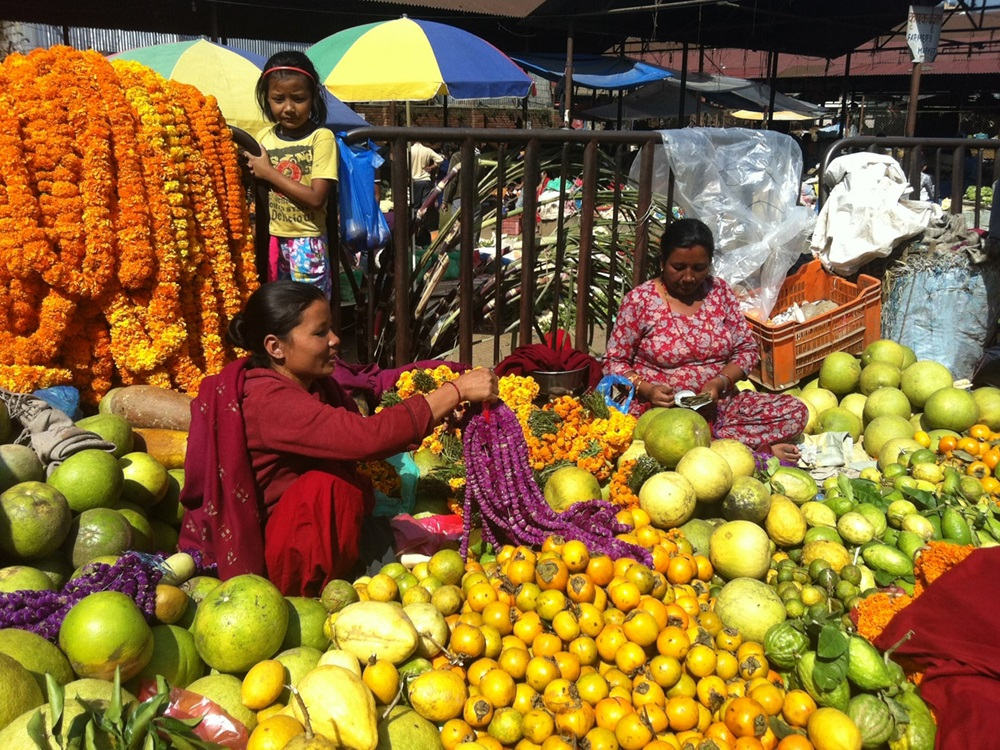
874;568;898;587
952;449;977;462
817;623;849;659
83;720;100;750
837;473;854;502
812;655;849;692
901;486;936;510
884;694;912;725
106;667;123;727
26;709;47;749
126;698;167;750
44;673;65;730
768;716;806;741
850;479;882;506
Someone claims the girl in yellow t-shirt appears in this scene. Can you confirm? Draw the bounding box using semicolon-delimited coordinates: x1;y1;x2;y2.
246;51;337;298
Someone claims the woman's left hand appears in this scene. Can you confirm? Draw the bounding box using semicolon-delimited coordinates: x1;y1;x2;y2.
699;377;726;403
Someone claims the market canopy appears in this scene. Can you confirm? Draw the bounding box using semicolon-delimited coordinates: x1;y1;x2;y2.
510;53;672;91
581;82;703;122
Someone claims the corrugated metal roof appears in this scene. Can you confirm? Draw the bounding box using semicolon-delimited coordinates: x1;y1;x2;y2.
361;0;546;18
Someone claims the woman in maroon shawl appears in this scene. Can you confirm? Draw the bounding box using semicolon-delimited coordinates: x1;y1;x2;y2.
179;281;498;596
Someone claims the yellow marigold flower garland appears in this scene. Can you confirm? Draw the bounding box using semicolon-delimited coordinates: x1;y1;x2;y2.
0;46;256;400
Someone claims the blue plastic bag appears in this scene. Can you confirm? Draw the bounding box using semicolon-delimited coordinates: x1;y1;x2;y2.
336;134;391;256
32;386;83;420
596;374;635;414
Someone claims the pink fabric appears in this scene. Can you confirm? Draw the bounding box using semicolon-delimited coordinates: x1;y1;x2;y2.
267;235;280;282
604;277;807;449
179;359;267;579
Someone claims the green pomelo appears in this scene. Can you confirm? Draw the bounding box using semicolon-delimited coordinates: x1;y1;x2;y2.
642;409;712;469
922;387;980;432
862;387;912;425
149;518;179;554
877;439;923;471
837;511;876;545
839;393;868;423
900;360;954;410
97;388;123;415
31;555;73;589
768;467;818;505
799;387;839;416
117;508;154;553
74;414;134;459
58;590;154;681
632;407;668;442
411;447;446;477
63;508;132;568
192;573;289;674
0;446;44;493
972;387;1000;430
280;596;332;651
817;407;863;442
859;362;902;395
320;578;361;614
0;653;44;733
861;339;905;368
275;646;323;704
186;674;258;733
709;438;756;478
863;415;916;459
677;518;716;557
818;352;862;396
543;466;601;512
0;628;74;691
720;475;772;523
899;344;917;369
675;447;733;503
376;705;443;750
795;397;819;434
118;452;170;509
638;471;697;529
47;449;124;513
0;481;72;560
127;623;205;690
152;469;185;525
801;378;819;391
713;578;786;644
0;565;56;593
709;520;772;580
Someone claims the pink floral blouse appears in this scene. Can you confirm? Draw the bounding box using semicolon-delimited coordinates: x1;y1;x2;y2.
604;277;759;393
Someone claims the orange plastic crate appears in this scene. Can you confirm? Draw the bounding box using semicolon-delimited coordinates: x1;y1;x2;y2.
744;260;881;390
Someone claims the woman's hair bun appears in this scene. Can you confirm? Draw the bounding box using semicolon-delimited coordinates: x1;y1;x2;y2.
227;312;247;348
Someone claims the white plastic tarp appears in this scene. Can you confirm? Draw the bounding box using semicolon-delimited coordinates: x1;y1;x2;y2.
636;128;815;319
811;152;943;276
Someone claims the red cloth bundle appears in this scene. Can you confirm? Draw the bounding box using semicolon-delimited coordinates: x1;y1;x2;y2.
494;341;603;389
873;546;1000;749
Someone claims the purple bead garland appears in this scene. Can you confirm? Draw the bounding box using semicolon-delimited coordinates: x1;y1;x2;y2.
0;551;164;642
461;402;653;566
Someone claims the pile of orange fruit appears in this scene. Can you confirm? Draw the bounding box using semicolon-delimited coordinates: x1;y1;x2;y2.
925;422;1000;498
401;509;861;750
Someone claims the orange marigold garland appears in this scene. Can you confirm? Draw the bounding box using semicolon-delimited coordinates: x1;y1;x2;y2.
0;46;257;400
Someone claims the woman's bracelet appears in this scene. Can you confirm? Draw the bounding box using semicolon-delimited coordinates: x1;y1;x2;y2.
625;371;644;391
718;372;733;392
443;380;463;403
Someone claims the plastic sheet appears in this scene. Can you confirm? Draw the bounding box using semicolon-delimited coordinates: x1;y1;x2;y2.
372;452;419;518
639;128;814;319
134;681;249;749
390;512;464;556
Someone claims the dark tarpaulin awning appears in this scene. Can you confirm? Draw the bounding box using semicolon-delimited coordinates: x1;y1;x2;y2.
582;82;702;121
510;52;672;90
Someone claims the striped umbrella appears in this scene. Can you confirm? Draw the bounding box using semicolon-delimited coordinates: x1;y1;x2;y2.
111;39;368;133
306;17;533;102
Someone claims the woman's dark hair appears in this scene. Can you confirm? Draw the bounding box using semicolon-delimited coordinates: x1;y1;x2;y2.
659;218;715;262
255;51;328;127
228;281;327;367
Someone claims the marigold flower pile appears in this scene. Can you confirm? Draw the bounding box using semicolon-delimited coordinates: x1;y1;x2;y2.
0;46;257;402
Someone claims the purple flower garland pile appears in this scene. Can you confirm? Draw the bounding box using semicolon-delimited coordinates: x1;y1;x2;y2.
462;402;653;566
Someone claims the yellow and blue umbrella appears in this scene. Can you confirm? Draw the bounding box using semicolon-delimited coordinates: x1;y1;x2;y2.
307;17;533;102
111;39;368;133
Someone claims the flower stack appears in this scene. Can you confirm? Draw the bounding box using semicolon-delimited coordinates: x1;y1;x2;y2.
0;46;257;403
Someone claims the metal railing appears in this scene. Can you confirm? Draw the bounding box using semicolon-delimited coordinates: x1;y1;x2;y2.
327;127;664;367
819;136;999;232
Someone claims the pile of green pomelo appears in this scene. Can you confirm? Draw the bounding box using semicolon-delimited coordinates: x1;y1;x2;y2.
0;339;997;750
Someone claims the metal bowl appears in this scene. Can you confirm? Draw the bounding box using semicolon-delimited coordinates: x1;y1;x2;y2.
532;366;590;398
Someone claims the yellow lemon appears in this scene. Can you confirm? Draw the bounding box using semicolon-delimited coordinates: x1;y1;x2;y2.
241;659;287;710
363;659;401;705
246;714;305;750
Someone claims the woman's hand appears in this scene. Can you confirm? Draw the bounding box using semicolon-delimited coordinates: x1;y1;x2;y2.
454;368;499;404
771;442;801;464
699;377;726;403
643;383;675;408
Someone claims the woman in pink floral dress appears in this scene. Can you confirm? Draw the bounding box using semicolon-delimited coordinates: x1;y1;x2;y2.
604;219;807;462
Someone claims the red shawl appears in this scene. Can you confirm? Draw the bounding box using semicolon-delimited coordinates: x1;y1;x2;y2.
873;546;1000;749
178;359;267;579
495;342;603;389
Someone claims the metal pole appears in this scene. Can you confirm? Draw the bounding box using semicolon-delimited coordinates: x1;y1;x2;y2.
633;142;655;286
575;140;599;351
458;138;476;364
695;45;704;126
391;137;411;365
519;140;540;348
443;95;448;128
677;42;689;124
840;52;852;136
766;51;779;130
563;24;575;128
905;62;922;137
